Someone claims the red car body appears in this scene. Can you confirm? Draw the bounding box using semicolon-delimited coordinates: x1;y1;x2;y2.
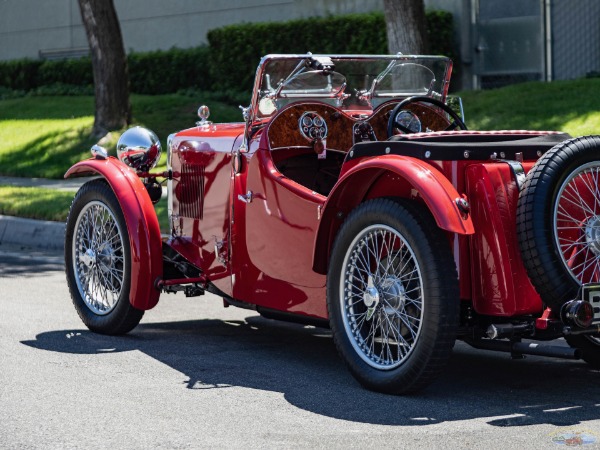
64;54;600;394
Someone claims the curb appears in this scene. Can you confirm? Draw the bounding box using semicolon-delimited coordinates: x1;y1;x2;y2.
0;215;65;251
0;175;96;191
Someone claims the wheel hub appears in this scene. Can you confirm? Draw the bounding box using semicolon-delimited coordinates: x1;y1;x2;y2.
585;216;600;256
340;223;425;371
363;286;380;308
97;245;115;274
380;276;406;314
72;200;126;316
80;248;96;268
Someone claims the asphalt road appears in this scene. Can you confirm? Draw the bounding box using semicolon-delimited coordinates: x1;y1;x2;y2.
1;245;600;449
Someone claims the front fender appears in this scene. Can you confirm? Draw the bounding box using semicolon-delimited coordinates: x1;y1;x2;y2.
313;155;474;274
65;157;162;310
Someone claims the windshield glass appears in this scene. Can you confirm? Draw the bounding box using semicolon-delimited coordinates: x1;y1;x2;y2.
373;63;437;97
279;70;346;98
252;54;452;120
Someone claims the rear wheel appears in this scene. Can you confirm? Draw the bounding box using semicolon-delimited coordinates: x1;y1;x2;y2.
517;136;600;366
65;180;143;334
327;198;459;394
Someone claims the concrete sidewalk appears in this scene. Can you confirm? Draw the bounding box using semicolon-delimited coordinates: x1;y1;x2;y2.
0;176;90;251
0;175;95;191
0;175;166;251
0;215;65;251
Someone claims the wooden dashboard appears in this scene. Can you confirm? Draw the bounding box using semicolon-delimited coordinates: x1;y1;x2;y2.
266;101;450;152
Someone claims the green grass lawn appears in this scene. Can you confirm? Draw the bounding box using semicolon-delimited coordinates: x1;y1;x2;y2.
459;78;600;135
0;94;242;178
0;92;239;227
0;185;169;232
0;185;75;222
1;78;600;224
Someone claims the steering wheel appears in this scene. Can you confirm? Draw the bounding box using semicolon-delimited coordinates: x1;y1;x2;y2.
387;95;467;138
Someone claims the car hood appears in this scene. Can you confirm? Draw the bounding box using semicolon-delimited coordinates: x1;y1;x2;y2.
175;122;245;140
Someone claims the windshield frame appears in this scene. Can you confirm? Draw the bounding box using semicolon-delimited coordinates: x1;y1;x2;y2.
249;53;453;123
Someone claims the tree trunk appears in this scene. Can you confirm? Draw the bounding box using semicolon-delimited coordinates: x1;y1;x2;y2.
78;0;131;137
383;0;429;55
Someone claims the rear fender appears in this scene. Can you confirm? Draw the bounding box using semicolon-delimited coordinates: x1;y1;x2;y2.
313;155;474;274
65;157;163;310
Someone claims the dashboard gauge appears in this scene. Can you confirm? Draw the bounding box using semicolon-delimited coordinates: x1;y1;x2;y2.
301;115;313;127
298;111;328;141
395;110;421;133
312;116;324;127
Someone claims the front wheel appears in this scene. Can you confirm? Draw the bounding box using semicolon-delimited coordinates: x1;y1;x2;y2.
327;199;459;394
65;179;143;335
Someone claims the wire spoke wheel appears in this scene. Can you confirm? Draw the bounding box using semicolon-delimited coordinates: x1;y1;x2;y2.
327;199;459;394
65;180;143;335
517;136;600;368
73;201;126;315
554;162;600;285
556;162;600;366
341;225;423;370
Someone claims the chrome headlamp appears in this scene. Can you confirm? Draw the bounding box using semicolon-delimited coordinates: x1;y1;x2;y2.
116;126;162;172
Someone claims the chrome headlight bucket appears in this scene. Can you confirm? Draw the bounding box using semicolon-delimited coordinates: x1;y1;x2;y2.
166;133;175;172
117;126;162;172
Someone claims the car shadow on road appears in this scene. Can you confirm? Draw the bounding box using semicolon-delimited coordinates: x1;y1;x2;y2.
21;315;600;427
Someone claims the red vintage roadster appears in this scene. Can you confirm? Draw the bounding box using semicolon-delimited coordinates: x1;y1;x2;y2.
64;54;600;394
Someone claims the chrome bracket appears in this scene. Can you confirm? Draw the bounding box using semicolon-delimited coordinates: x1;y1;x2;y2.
503;160;526;191
214;238;227;266
238;191;253;204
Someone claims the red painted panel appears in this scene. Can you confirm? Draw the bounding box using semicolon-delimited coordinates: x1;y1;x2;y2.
239;149;327;316
230;133;328;319
465;163;543;316
440;161;471;301
336;155;474;235
65;157;163;310
313;155;474;275
169;132;240;295
176;123;245;138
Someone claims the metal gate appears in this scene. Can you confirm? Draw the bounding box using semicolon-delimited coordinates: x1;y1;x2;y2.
473;0;546;89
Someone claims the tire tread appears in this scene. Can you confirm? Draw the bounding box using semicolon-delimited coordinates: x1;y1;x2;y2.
65;179;144;335
327;198;459;394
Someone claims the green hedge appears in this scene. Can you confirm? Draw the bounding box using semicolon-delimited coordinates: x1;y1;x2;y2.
0;58;94;91
128;46;212;94
0;59;44;91
208;11;456;92
37;58;94;87
426;10;456;64
0;11;454;95
0;46;213;94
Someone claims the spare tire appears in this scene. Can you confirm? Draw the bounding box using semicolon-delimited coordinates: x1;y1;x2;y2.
517;135;600;310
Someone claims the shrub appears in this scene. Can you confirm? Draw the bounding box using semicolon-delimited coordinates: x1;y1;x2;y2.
207;11;455;92
128;46;212;94
37;58;94;87
0;47;213;95
426;10;457;64
0;58;43;91
0;11;455;96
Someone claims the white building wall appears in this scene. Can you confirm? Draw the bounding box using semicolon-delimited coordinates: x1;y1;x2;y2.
0;0;384;61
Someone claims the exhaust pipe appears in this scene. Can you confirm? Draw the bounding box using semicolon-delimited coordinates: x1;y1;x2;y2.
486;323;531;339
465;338;581;360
